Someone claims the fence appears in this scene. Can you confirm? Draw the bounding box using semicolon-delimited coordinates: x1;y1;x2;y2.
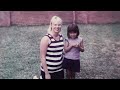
1;11;120;26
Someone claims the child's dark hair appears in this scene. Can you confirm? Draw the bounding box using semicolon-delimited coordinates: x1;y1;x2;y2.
67;23;79;38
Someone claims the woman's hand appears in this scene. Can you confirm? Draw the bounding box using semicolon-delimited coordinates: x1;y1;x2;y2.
45;73;51;79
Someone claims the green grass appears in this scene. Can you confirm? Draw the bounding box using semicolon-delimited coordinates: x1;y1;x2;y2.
0;24;120;79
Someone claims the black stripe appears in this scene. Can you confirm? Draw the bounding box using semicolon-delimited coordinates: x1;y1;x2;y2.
46;59;62;62
47;67;63;71
47;63;62;67
46;54;62;57
51;40;63;43
41;66;62;72
48;45;64;48
45;34;52;39
47;49;63;52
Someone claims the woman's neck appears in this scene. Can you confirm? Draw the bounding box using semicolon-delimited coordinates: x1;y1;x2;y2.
50;32;59;37
49;32;60;41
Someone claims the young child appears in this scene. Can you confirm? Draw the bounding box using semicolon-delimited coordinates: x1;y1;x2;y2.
63;23;84;79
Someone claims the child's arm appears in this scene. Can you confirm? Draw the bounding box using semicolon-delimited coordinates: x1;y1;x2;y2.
40;36;51;79
64;39;74;53
79;39;84;52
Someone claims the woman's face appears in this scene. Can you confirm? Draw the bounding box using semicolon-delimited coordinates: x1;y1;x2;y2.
51;20;62;33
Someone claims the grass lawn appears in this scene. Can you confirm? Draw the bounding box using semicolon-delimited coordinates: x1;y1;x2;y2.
0;24;120;79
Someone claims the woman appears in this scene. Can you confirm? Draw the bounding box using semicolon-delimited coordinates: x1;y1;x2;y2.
40;16;64;79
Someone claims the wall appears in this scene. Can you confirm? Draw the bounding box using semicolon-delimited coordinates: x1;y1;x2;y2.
1;11;120;26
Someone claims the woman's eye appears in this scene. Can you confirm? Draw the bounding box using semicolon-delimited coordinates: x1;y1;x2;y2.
59;24;61;26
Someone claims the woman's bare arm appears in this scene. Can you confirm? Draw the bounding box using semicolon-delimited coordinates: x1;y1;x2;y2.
40;36;51;79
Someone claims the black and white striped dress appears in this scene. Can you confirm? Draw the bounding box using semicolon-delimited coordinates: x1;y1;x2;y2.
40;34;64;73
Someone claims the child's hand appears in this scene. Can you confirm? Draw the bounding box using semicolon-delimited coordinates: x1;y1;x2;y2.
72;43;79;48
79;42;82;47
75;43;79;47
79;41;84;52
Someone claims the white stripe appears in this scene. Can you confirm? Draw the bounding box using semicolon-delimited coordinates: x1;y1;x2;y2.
50;42;64;46
46;60;63;65
47;66;62;70
46;56;62;60
40;63;62;70
49;69;63;73
51;38;55;41
47;47;64;51
40;66;44;71
60;37;63;40
41;67;63;73
49;36;63;41
47;52;62;55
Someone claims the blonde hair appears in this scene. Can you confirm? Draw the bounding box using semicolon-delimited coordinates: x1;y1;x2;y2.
47;16;62;33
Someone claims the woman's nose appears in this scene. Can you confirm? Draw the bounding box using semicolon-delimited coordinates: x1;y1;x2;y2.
56;25;60;28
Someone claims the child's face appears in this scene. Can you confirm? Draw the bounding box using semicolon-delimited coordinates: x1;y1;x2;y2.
51;20;62;33
69;32;77;39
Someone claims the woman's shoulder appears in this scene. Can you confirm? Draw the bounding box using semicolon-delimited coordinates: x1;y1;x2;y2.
41;34;50;41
